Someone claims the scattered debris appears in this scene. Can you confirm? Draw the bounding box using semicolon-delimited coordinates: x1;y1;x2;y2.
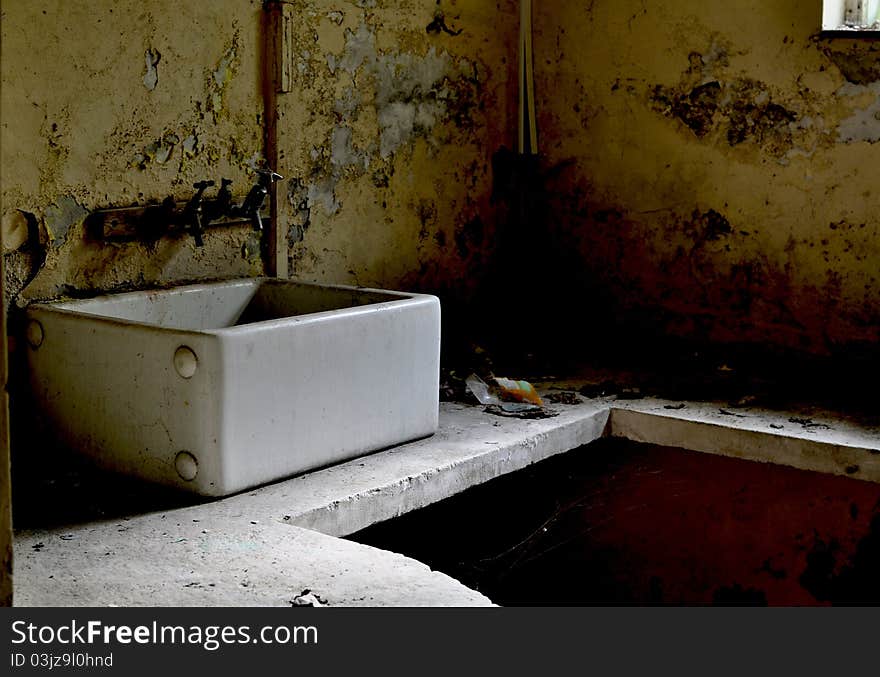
664;403;687;410
31;542;45;552
546;391;582;405
291;589;329;607
578;381;642;400
789;417;831;430
769;423;784;430
718;408;746;418
484;404;559;420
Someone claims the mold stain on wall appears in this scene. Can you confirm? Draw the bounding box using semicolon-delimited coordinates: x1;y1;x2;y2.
532;0;880;357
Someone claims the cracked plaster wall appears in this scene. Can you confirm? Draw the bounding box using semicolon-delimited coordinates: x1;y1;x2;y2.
533;1;880;357
275;0;518;301
1;0;266;308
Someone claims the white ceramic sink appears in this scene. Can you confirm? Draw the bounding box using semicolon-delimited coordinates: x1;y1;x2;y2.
26;278;440;496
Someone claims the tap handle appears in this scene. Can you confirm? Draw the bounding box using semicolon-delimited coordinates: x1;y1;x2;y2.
187;180;215;211
192;179;215;198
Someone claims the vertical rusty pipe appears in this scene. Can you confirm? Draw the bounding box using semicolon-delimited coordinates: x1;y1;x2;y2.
262;1;286;277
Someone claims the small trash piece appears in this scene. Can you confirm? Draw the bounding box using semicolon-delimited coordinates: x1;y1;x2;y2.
466;373;553;418
546;391;581;405
493;377;544;406
465;373;496;405
291;589;328;607
465;373;543;407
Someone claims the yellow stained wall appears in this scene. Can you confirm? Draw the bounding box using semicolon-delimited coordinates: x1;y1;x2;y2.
1;0;517;308
1;0;266;306
534;1;880;356
2;0;876;353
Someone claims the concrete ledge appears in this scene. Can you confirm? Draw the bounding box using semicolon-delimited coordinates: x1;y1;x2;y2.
612;403;880;482
14;514;493;607
13;393;880;606
222;402;611;537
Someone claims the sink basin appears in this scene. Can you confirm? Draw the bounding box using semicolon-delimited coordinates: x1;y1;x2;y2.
26;278;440;496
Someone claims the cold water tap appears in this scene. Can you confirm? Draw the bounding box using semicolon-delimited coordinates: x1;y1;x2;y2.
239;169;283;231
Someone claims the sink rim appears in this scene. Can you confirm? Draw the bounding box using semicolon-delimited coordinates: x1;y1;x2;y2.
26;276;434;336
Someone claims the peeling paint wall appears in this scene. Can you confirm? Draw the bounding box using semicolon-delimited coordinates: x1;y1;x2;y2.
533;1;880;357
275;0;518;302
1;0;266;308
7;0;871;364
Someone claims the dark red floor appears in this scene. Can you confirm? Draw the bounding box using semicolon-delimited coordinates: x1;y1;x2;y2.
351;438;880;605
